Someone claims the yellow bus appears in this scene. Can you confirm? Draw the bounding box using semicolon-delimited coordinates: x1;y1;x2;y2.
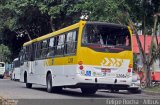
20;21;133;94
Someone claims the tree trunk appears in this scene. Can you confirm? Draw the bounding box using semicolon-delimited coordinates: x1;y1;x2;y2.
127;13;160;88
145;63;152;87
22;25;32;41
25;29;32;41
128;19;146;65
153;15;158;45
50;17;55;32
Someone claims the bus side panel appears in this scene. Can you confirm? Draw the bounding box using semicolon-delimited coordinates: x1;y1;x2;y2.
12;68;20;80
27;60;46;85
46;56;78;86
20;61;33;83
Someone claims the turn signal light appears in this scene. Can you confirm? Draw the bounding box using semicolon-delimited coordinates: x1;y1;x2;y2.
129;64;132;68
78;61;83;65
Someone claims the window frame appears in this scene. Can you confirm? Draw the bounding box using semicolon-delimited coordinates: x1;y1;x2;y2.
22;28;79;61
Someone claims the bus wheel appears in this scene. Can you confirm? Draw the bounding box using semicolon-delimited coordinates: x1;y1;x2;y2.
24;73;32;88
0;76;4;79
128;88;141;94
46;73;53;93
53;87;63;93
81;88;97;95
26;83;32;88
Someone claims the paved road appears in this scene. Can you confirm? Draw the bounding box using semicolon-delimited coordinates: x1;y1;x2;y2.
0;79;160;105
0;79;160;99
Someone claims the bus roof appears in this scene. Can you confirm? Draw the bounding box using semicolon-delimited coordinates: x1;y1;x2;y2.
86;21;128;28
13;58;19;61
23;21;128;46
23;21;84;46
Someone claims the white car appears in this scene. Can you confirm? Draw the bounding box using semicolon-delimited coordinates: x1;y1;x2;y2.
0;62;5;79
127;72;141;93
109;71;141;93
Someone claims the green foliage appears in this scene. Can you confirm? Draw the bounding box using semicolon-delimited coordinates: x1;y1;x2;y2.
0;0;160;61
0;44;11;62
125;0;160;34
0;6;16;31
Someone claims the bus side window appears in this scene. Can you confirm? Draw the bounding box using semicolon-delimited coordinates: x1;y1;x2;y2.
34;43;37;59
37;42;41;59
41;40;48;58
73;30;78;52
22;47;26;62
19;49;24;65
65;30;78;55
47;37;54;58
65;31;72;55
56;34;65;56
30;45;32;60
36;42;42;59
54;36;58;56
24;46;28;61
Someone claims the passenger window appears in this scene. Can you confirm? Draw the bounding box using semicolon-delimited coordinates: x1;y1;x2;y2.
56;34;65;56
41;40;48;58
47;38;55;57
65;30;78;55
36;42;42;59
49;38;54;48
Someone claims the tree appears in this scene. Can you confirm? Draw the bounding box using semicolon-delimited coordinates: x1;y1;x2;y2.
0;44;11;62
1;0;129;60
125;0;160;34
126;0;160;87
127;13;160;87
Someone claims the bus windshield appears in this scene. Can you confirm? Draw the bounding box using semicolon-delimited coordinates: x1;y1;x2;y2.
82;23;131;53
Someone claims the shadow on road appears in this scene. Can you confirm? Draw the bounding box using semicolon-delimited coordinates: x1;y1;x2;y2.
99;90;130;95
29;87;118;98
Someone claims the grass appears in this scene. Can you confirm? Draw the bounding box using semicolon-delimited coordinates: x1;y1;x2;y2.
144;86;160;93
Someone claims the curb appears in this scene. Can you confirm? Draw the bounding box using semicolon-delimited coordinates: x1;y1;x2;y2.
142;90;160;95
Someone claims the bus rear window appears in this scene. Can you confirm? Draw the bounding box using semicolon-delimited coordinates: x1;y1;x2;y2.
0;63;4;67
82;23;131;53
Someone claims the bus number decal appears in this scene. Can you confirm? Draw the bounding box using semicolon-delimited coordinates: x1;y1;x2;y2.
68;58;73;63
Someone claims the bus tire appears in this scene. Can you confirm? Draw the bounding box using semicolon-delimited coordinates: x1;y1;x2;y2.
0;76;4;79
53;87;63;93
128;88;141;94
24;72;32;88
46;73;53;93
26;83;32;88
81;88;97;95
